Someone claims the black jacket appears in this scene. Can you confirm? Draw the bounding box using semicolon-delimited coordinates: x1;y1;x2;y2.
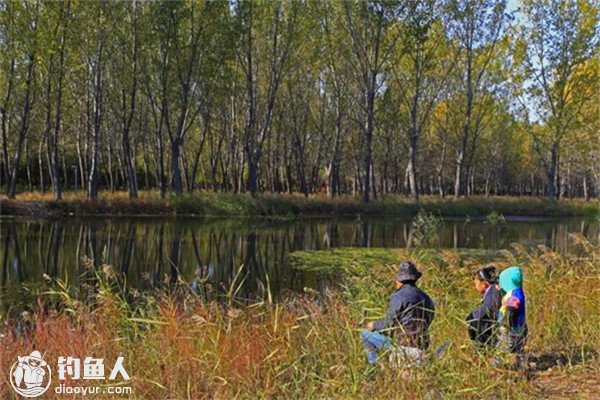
373;283;435;350
466;284;502;346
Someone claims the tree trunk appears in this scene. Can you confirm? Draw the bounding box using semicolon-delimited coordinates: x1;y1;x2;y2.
248;155;259;196
362;84;376;203
436;139;446;197
123;131;138;198
170;138;183;195
546;144;558;199
107;141;114;192
454;54;475;199
44;54;63;200
88;54;103;200
50;0;70;200
38;137;45;193
1;58;15;186
407;129;418;203
25;137;32;191
122;0;138;199
142;140;150;190
328;107;343;198
76;126;85;190
7;52;36;199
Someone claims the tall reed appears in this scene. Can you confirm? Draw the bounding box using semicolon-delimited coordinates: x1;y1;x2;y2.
1;236;599;399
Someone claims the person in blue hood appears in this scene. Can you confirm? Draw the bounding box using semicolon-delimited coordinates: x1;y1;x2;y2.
495;266;528;366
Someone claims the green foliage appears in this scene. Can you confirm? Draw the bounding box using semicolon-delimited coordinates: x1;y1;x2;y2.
1;0;598;201
289;247;501;273
582;203;600;218
289;247;401;273
513;0;600;197
486;210;506;226
411;209;442;247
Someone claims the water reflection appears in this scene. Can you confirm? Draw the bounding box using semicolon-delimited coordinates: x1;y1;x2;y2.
1;217;598;301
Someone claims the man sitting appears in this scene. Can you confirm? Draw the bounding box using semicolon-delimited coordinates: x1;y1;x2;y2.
360;261;435;367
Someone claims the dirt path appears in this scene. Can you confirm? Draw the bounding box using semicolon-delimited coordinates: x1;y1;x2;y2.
532;366;600;399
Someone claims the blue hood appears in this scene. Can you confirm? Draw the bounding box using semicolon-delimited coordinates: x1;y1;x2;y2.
499;266;523;292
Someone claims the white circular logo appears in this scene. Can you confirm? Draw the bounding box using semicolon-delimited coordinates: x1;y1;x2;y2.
9;351;52;398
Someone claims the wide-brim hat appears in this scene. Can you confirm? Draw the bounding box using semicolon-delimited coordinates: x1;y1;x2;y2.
395;261;422;282
27;350;47;366
28;351;42;361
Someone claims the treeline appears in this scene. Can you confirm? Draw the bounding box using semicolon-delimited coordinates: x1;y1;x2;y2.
0;0;598;202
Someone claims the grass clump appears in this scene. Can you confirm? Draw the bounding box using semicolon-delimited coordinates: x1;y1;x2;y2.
288;247;403;273
1;237;600;399
410;209;442;247
486;211;507;226
289;247;502;274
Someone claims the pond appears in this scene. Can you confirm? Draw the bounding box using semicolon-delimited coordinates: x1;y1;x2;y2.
1;216;598;306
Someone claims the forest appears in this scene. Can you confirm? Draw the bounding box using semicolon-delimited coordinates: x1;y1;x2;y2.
0;0;598;203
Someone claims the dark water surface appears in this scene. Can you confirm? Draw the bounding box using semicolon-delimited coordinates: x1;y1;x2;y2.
1;216;598;304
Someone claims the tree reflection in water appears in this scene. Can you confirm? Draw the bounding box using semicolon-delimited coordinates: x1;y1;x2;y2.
1;217;598;305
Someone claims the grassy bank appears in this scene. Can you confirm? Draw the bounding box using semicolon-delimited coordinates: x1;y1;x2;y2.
1;236;599;399
1;190;598;218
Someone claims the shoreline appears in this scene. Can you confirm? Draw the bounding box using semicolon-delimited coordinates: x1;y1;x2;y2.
0;212;594;223
0;193;598;219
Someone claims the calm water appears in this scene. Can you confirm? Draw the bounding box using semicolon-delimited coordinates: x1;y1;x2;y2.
1;216;598;304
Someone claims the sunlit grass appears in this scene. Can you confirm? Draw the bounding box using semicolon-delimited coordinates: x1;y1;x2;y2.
1;235;599;399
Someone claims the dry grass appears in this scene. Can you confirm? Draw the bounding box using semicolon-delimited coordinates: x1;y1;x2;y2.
1;235;599;399
2;190;163;202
